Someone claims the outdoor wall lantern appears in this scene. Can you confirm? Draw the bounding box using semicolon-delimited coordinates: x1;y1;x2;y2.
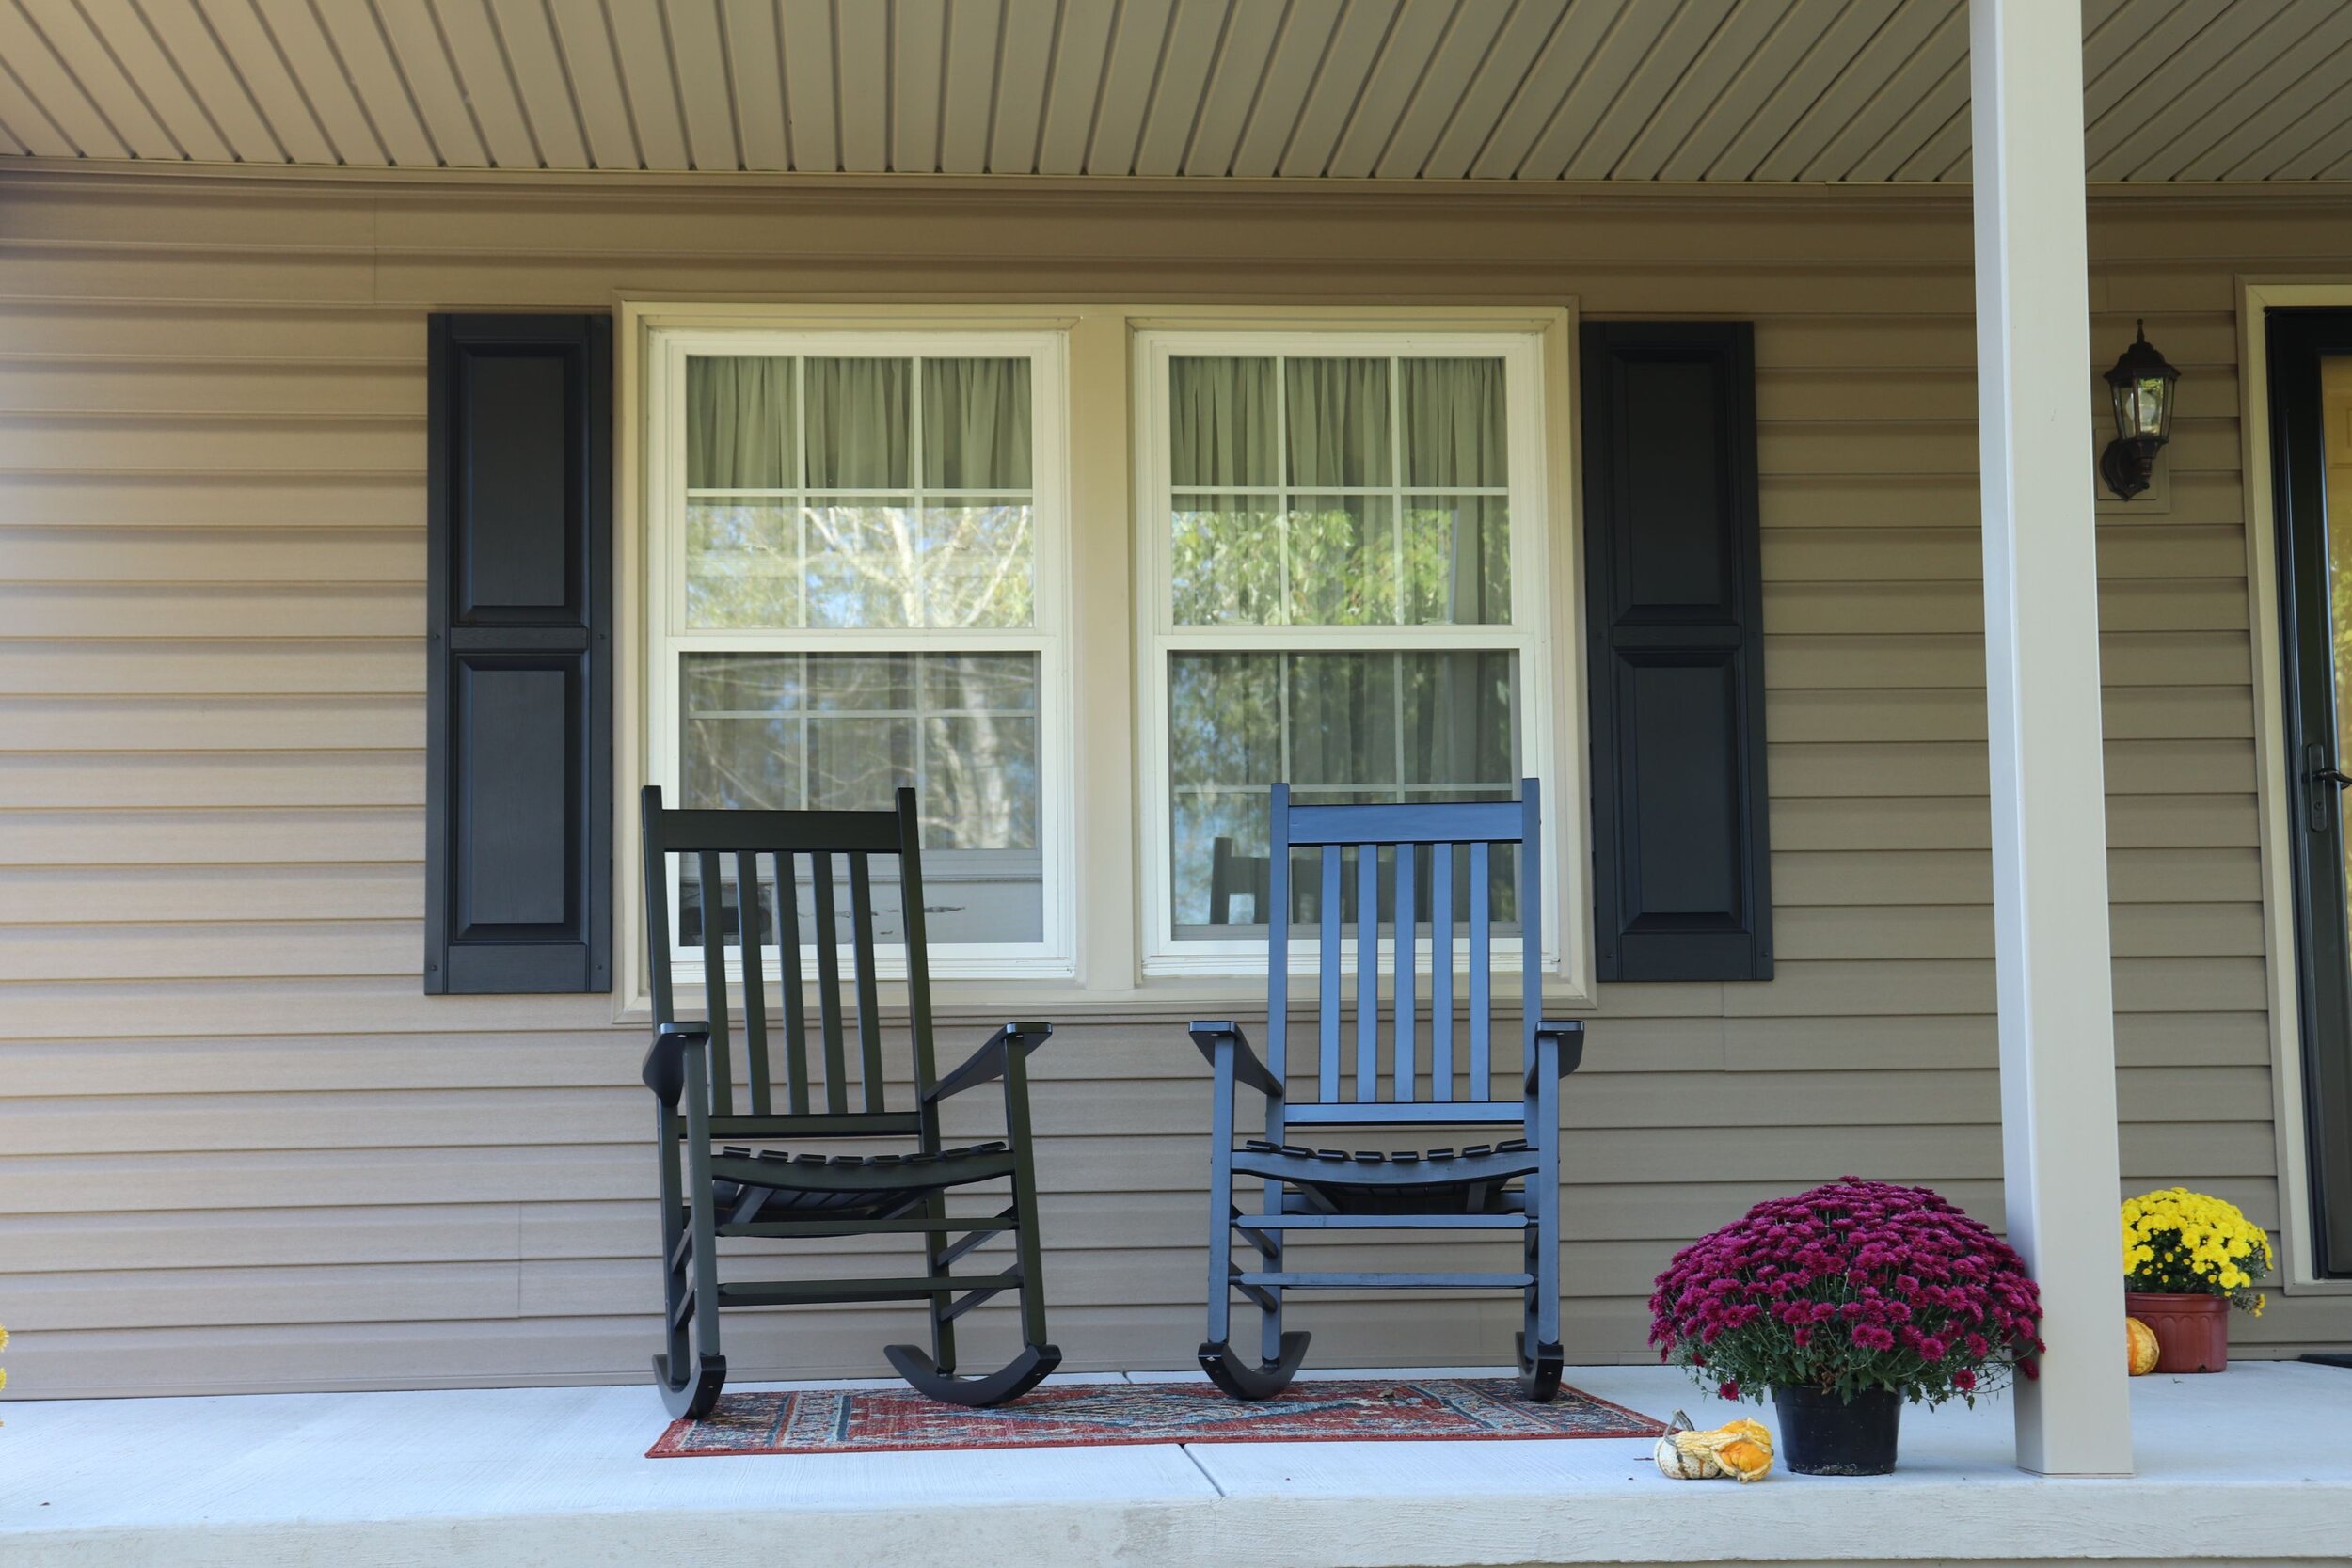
2099;321;2179;500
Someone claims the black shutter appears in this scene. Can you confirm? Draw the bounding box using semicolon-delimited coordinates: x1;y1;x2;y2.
1581;321;1772;983
425;314;612;993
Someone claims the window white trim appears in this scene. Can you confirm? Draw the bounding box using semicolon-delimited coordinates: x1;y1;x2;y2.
1133;325;1567;979
641;323;1077;981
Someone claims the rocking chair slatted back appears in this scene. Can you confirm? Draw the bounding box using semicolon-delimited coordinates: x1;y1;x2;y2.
643;788;938;1128
1266;783;1540;1119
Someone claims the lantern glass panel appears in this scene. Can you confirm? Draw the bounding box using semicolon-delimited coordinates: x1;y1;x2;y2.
2110;373;2172;443
2136;374;2173;441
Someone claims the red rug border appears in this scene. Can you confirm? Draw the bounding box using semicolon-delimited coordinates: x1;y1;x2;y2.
644;1378;1670;1458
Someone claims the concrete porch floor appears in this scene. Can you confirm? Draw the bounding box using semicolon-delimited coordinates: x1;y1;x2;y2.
2;1362;2345;1568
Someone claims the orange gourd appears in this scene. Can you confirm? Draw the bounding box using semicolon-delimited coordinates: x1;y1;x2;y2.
2125;1316;2160;1376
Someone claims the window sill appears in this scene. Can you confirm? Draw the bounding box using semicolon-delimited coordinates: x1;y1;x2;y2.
612;972;1600;1029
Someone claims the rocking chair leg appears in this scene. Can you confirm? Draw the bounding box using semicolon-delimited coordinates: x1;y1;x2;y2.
652;1097;729;1419
655;1349;728;1419
884;1340;1060;1408
1200;1323;1311;1401
1518;1166;1564;1402
884;1069;1062;1409
1514;1331;1564;1402
918;1190;959;1377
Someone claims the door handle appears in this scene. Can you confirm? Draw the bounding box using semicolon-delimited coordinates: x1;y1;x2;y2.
2307;744;2350;831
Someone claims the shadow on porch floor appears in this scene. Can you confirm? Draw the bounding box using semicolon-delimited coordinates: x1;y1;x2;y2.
2;1362;2344;1567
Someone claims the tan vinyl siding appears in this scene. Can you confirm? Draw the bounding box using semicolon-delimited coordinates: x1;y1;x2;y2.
0;169;2346;1398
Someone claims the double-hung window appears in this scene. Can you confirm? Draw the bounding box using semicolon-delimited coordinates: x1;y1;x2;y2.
646;330;1071;974
1136;330;1554;974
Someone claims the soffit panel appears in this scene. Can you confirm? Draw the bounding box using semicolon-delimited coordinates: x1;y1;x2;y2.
1;0;2344;183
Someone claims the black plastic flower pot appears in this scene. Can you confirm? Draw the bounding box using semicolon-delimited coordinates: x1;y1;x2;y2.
1770;1386;1901;1476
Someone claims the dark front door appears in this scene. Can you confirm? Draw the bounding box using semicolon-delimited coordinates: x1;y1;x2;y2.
2268;307;2352;1278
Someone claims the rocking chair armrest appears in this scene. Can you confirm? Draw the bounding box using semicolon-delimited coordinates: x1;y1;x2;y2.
642;1021;710;1108
925;1021;1055;1105
1525;1020;1586;1091
1189;1021;1284;1100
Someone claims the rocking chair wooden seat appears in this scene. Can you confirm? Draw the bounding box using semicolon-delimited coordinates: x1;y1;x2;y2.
707;1142;1013;1220
641;784;1059;1418
1234;1139;1538;1216
1194;782;1583;1403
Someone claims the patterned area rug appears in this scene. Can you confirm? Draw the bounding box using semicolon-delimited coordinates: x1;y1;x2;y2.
647;1376;1666;1456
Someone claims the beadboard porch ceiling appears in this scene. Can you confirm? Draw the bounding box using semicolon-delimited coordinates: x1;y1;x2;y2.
0;0;2348;184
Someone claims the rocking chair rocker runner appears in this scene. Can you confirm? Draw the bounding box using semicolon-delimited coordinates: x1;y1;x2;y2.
1194;782;1584;1402
640;784;1059;1418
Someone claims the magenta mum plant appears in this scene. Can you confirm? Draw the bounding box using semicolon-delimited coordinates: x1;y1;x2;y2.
1648;1177;2044;1408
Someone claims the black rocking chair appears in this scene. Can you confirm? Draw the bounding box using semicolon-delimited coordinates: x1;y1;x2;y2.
1193;782;1584;1402
640;784;1059;1418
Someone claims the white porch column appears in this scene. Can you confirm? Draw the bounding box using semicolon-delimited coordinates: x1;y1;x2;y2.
1967;0;2134;1477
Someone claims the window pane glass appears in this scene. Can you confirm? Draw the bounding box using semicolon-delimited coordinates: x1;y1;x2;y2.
808;715;917;811
1168;653;1284;792
1402;495;1510;625
1398;648;1517;784
680;651;1042;943
920;652;1040;712
1400;357;1507;488
681;653;803;811
1168;650;1518;937
686;499;801;628
688;356;794;489
802;500;1035;629
923;499;1035;626
1285;357;1390;488
804;502;923;627
1286;494;1395;626
1286;650;1398;786
1170;356;1277;487
923;358;1031;489
1171;494;1282;625
805;357;911;488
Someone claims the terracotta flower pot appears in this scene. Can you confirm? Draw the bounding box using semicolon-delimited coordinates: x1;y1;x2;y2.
2124;1290;2231;1373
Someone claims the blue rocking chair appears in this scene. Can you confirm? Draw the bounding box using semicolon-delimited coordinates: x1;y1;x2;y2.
1192;781;1584;1401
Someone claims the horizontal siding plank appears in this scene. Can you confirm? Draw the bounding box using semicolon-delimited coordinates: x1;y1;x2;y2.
1769;739;2252;798
0;696;423;752
1765;524;2248;581
0;864;419;926
0;357;423;414
1763;632;2248;689
0;413;421;470
0;527;420;579
0;752;423;809
0;585;423;640
1768;686;2254;744
0;642;418;694
0;477;422;529
0;920;420;981
0;808;421;867
0;302;422;358
0;245;377;302
1765;578;2251;638
1773;847;2258;906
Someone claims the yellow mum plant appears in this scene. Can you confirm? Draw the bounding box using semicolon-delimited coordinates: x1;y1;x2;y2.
2121;1188;2271;1315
